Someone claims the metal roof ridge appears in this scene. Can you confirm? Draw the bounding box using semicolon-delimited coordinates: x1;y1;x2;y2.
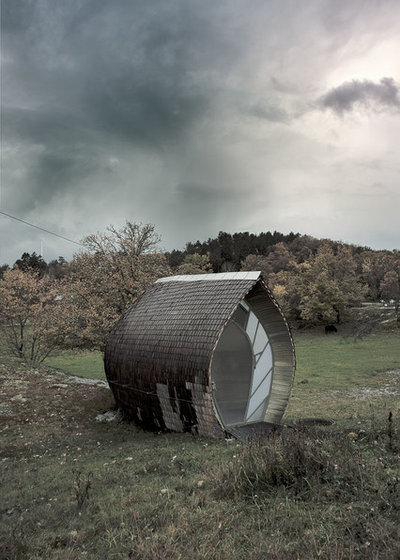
155;271;261;283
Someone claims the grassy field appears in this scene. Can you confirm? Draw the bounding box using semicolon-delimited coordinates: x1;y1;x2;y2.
1;331;399;559
46;351;105;380
294;331;400;390
45;331;400;389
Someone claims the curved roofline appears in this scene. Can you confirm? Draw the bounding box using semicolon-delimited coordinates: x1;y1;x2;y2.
156;271;261;283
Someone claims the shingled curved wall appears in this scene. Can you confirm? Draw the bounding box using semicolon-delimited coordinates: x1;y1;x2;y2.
104;272;295;438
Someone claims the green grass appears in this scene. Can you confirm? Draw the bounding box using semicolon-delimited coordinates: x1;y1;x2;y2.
293;331;400;390
1;331;400;559
44;332;400;389
46;350;105;380
44;332;400;392
1;392;399;559
285;331;400;423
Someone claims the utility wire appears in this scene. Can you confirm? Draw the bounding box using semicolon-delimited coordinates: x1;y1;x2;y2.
0;210;83;246
107;378;216;411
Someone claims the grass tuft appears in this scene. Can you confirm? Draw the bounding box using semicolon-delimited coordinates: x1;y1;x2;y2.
72;470;93;509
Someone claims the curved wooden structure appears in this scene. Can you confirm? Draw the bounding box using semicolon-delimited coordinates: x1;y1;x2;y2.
104;272;295;438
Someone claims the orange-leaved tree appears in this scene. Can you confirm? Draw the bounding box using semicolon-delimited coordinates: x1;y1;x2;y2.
241;242;367;326
0;268;78;364
380;252;400;323
67;222;171;349
241;246;300;319
176;253;213;275
296;244;367;325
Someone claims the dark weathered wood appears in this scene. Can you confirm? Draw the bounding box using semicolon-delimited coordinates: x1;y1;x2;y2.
104;273;295;438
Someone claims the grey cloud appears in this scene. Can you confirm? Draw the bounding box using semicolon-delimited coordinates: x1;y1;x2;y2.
320;78;400;114
83;75;208;150
2;0;245;199
1;0;223;216
33;151;96;198
1;0;37;33
3;3;211;149
249;103;289;123
3;106;90;147
2;104;103;210
175;183;232;201
270;77;299;95
1;0;400;264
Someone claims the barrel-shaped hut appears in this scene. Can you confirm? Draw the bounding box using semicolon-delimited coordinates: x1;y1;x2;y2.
104;272;295;438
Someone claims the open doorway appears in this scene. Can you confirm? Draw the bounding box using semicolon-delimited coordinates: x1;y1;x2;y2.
211;301;274;428
211;321;253;426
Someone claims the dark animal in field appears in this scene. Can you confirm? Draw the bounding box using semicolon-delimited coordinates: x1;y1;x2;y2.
325;324;337;334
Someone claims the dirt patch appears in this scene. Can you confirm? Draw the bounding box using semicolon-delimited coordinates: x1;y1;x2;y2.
0;362;113;435
43;370;108;388
328;369;400;401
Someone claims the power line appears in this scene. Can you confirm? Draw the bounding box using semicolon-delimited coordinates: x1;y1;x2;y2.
0;210;83;247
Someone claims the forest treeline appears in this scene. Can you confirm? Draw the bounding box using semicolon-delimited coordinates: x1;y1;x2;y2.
166;230;300;271
1;223;399;364
167;230;400;324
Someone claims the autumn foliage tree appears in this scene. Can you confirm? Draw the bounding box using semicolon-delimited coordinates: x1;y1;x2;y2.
1;225;398;366
295;244;366;325
14;251;47;277
176;253;213;275
241;248;301;319
242;242;367;326
361;250;394;301
68;222;171;349
380;252;400;323
0;269;77;364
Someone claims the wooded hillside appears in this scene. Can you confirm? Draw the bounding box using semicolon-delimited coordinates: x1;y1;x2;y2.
1;224;399;364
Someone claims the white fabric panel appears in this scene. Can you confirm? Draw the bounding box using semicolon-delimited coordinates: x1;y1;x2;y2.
251;348;273;395
252;349;273;392
253;324;268;354
246;372;272;421
246;311;258;343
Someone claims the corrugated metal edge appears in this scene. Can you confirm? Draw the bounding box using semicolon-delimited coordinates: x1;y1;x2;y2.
156;271;261;283
208;274;296;435
258;275;296;375
257;276;296;424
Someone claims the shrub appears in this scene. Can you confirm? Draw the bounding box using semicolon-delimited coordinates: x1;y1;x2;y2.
214;428;360;500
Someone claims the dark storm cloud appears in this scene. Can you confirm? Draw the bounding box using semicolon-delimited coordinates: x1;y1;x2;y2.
3;0;268;262
320;78;400;114
2;104;101;209
3;105;90;147
83;74;208;149
2;0;232;149
2;0;400;264
2;0;249;209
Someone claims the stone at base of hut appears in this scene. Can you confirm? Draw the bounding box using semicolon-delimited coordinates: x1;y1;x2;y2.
95;411;119;423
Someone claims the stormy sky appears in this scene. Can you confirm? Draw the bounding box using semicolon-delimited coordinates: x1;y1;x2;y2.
1;0;399;264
